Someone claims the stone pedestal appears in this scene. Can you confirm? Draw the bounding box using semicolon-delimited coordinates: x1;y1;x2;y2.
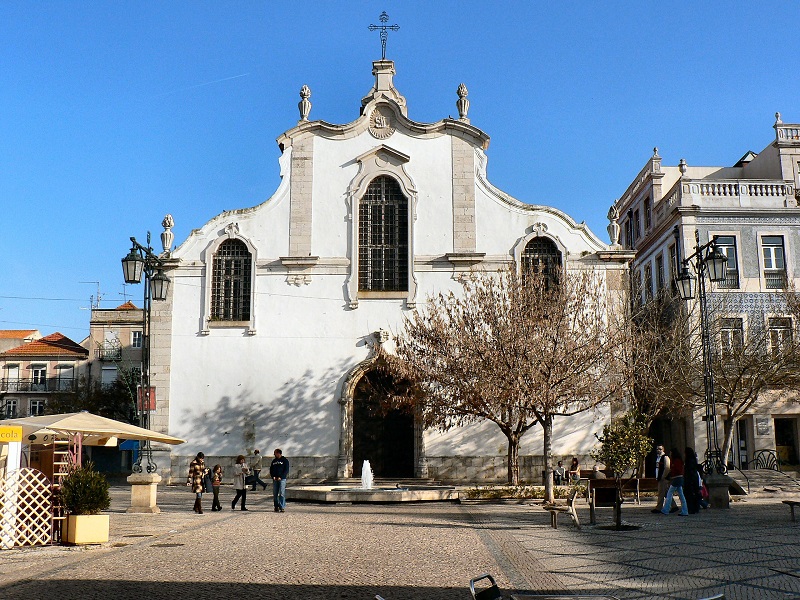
126;473;162;513
706;472;733;509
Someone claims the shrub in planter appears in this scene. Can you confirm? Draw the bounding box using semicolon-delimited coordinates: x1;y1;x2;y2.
60;463;111;545
61;463;111;515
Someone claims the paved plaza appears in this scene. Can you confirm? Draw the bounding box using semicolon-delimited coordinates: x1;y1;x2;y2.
0;486;799;599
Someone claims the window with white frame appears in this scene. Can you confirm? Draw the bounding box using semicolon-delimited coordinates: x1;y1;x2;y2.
101;366;118;388
56;365;74;391
644;197;652;231
768;317;793;355
31;365;47;391
644;263;653;301
633;210;641;244
719;318;744;355
762;235;787;289
715;236;739;289
668;244;677;291
3;398;18;418
29;398;45;416
4;365;20;391
521;236;562;289
131;330;143;348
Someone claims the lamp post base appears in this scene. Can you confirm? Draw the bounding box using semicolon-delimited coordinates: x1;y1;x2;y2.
706;472;733;509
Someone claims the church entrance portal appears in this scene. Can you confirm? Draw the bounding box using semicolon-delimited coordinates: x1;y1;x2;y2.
352;370;415;478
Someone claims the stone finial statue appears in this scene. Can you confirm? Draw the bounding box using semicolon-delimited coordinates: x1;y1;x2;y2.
161;214;175;254
298;85;312;121
653;147;660;158
607;204;621;247
679;158;688;175
456;83;470;121
775;112;783;125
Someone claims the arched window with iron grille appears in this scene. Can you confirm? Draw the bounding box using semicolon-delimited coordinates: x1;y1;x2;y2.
211;239;252;321
521;236;562;286
358;176;409;292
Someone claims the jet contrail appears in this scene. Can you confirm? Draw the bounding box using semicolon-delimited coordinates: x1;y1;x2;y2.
147;73;250;99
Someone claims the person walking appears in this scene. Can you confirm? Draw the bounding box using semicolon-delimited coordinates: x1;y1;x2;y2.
652;444;676;513
684;447;702;514
270;448;290;512
250;449;267;491
210;464;223;511
661;448;689;516
187;452;208;514
231;455;250;511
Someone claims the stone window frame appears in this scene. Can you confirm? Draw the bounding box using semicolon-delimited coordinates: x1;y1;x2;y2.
511;230;568;280
711;231;741;290
345;145;418;309
757;230;790;292
200;226;258;335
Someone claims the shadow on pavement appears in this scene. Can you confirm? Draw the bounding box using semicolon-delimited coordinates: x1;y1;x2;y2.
0;580;488;600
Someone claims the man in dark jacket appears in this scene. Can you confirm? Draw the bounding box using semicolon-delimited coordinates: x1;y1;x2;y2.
270;448;290;512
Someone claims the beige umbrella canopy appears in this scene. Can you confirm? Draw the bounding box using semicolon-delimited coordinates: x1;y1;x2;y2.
3;412;185;446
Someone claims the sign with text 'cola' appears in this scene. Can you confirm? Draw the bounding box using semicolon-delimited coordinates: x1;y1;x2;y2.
0;426;23;443
137;386;156;412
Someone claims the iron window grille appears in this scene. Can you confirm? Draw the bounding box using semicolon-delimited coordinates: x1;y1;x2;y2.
521;237;562;288
358;176;409;292
211;239;252;321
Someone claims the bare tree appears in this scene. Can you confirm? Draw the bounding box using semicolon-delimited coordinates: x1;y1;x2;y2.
628;290;800;468
385;267;621;498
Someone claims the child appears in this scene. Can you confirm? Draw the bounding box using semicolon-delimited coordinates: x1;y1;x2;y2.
210;464;223;511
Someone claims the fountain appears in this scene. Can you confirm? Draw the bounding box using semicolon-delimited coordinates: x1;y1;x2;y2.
289;458;457;503
361;460;374;489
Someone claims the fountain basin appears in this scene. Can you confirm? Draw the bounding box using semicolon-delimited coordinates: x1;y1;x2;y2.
288;484;458;503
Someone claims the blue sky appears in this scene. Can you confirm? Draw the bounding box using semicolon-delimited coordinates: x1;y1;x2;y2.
2;2;799;338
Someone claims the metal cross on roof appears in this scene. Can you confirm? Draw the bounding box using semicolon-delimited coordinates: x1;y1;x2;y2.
368;11;399;60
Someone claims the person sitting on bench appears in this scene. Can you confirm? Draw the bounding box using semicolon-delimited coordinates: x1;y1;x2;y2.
553;461;567;485
568;457;580;483
589;465;607;479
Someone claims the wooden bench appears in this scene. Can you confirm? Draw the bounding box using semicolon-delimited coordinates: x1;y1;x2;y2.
544;488;580;529
783;500;800;522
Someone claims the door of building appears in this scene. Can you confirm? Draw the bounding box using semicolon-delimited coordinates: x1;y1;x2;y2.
352;370;414;478
774;418;798;465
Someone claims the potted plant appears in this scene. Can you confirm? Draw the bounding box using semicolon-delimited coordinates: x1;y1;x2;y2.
60;463;111;545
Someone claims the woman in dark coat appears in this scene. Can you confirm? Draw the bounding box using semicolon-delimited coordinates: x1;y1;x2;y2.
684;447;702;514
187;452;208;514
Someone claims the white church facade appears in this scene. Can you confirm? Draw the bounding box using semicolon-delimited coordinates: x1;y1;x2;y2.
151;59;632;483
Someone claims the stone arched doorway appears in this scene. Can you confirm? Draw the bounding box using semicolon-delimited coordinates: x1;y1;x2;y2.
337;349;427;479
352;369;414;478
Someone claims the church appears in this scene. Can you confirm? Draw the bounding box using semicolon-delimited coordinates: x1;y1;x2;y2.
150;57;631;483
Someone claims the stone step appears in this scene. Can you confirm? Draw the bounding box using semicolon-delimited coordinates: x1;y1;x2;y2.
729;469;800;495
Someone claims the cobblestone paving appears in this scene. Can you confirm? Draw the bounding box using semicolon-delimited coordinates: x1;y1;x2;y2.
0;487;799;599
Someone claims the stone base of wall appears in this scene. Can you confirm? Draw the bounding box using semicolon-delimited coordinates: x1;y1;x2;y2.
169;455;338;484
168;454;592;485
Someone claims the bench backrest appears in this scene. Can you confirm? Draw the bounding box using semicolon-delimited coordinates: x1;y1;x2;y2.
592;487;617;507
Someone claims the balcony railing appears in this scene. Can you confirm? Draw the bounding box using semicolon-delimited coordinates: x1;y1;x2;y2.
95;346;122;361
765;270;787;290
0;377;77;392
717;270;740;289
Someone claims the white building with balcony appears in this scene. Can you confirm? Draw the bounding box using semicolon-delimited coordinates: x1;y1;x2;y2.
611;114;800;469
151;58;632;483
0;333;89;419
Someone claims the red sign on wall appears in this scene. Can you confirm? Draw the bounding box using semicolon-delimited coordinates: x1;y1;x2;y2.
137;386;156;412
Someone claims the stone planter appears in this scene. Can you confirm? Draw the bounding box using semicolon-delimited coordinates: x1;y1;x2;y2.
61;514;109;545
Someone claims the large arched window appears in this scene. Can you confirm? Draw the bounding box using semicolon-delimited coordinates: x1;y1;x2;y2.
211;239;252;321
358;176;409;292
521;236;562;286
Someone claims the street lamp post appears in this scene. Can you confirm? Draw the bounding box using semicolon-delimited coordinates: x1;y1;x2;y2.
121;233;170;474
675;230;734;507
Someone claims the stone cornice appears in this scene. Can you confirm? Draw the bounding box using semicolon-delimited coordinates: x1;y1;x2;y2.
276;101;490;152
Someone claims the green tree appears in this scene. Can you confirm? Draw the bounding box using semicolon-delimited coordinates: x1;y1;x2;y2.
591;412;653;529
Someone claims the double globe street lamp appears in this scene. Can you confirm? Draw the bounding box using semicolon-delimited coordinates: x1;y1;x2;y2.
121;234;171;474
674;229;733;505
